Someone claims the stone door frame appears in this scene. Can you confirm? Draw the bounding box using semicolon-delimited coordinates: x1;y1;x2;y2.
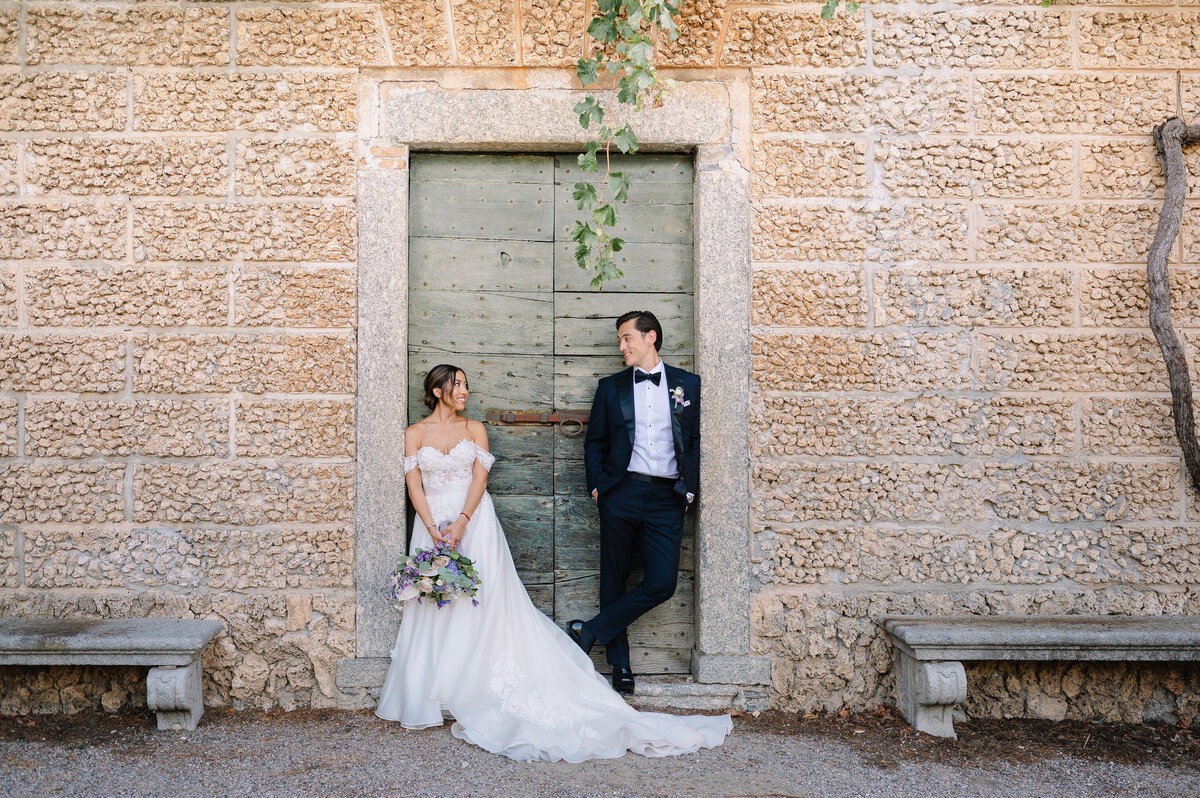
349;68;768;688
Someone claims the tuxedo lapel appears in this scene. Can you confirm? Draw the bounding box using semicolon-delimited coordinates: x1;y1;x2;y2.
665;365;685;459
615;368;635;447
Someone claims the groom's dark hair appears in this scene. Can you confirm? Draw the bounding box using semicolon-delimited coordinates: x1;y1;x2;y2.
615;310;663;352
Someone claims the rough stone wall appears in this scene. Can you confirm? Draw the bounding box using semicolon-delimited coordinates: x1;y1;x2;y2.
1;1;1199;721
0;0;360;712
745;1;1200;723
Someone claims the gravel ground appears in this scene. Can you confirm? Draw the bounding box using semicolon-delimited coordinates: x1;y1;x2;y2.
1;708;1197;798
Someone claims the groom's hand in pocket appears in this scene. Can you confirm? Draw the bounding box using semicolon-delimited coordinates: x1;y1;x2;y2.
591;489;598;503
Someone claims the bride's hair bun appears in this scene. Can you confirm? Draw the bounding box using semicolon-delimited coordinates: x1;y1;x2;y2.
423;364;464;410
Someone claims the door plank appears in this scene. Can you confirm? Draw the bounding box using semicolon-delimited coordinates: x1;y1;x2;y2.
484;426;555;496
411;180;554;241
554;241;693;293
411;237;554;292
555;153;692;184
413;154;554;184
410;291;553;356
491;495;554;583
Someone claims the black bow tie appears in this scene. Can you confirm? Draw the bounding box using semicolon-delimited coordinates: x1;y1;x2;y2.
634;370;661;385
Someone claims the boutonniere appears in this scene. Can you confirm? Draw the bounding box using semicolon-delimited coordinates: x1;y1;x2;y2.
671;386;691;411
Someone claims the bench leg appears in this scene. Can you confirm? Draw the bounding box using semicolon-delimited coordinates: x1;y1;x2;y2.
147;659;204;731
896;652;966;739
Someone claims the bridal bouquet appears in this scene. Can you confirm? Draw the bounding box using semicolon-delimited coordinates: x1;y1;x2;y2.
386;532;480;609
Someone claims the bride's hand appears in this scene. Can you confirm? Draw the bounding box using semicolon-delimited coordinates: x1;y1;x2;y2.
427;522;447;546
446;517;467;549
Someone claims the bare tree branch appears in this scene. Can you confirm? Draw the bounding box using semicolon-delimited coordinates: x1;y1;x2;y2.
1147;117;1200;490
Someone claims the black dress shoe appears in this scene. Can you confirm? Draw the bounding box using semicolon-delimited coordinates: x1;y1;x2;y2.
612;665;635;695
566;619;596;654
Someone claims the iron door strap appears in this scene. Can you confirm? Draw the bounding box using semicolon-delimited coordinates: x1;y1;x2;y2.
485;409;589;437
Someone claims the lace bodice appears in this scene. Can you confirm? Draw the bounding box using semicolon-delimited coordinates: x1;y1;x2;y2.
403;439;495;496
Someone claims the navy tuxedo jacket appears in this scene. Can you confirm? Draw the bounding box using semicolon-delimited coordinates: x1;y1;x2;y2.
584;364;701;504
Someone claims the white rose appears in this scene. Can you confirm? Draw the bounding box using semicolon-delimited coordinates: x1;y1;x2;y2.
431;556;451;570
417;578;434;595
397;584;419;602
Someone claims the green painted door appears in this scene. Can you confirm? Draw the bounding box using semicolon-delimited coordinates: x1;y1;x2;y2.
408;153;694;674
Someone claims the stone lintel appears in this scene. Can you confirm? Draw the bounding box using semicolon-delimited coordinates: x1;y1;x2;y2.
380;82;731;149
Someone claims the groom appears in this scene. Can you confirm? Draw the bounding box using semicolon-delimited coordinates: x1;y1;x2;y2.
567;310;700;696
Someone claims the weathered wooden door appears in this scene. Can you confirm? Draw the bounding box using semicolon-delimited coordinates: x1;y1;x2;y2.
408;152;694;674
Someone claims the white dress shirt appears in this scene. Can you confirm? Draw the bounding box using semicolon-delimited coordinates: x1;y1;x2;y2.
628;361;679;479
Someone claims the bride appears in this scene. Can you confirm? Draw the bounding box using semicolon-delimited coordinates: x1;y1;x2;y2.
375;364;732;762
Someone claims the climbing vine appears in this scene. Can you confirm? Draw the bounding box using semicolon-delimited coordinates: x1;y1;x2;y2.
572;0;682;289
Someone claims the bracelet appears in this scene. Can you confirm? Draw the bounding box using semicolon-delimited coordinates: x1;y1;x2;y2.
459;511;471;522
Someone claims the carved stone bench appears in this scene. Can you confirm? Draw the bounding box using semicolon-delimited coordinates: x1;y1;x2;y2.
0;618;223;731
879;615;1200;739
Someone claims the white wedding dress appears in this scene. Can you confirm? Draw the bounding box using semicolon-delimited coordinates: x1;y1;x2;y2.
375;439;732;762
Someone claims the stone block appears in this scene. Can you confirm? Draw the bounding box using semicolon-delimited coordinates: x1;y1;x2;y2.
1081;268;1200;327
1082;397;1175;455
752;331;972;392
25;266;228;327
0;202;126;260
25;138;228;197
753;202;967;263
236;137;355;198
877;139;1073;199
26;399;229;458
975;332;1167;392
752;139;867;199
236;8;388;67
752;73;968;134
657;0;726;66
521;0;587;66
0;72;126;132
874;10;1070;69
722;9;864;67
751;395;1074;458
977;203;1158;264
381;0;452;66
752;461;1179;526
233;267;355;328
691;653;772;685
452;0;517;65
23;525;353;590
974;74;1176;135
876;267;1073;327
133;463;354;525
134;73;356;133
751;268;867;327
131;333;355;394
0;140;15;195
236;399;354;458
133;202;356;262
0;7;15;65
0;528;17;587
335;657;389;689
0;334;126;392
0;397;15;457
1079;12;1200;68
1081;140;1200;199
0;463;126;523
27;7;229;66
0;267;14;326
1186;205;1200;264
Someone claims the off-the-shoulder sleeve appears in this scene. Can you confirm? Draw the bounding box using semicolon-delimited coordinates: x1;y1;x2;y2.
474;447;495;472
403;455;419;474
